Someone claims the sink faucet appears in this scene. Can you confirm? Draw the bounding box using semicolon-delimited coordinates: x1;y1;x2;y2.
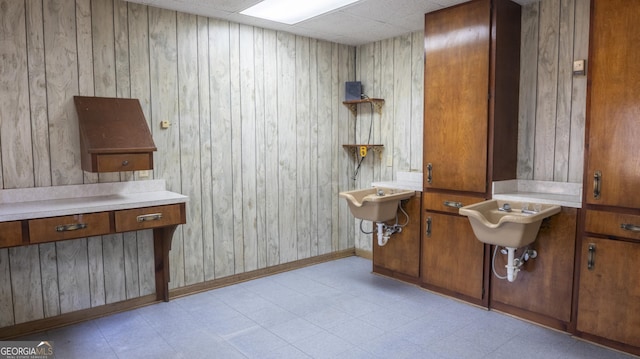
498;203;512;212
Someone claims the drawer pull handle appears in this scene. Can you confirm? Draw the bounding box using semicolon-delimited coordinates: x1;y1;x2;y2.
587;243;596;270
427;163;433;184
443;201;463;209
122;160;130;166
137;213;163;222
620;223;640;233
426;217;432;237
593;171;601;199
56;223;88;232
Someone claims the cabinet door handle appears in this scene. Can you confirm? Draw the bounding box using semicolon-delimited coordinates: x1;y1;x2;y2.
587;243;596;270
427;163;433;184
593;171;602;199
426;217;432;237
56;223;88;232
443;201;463;209
621;223;640;233
137;213;163;222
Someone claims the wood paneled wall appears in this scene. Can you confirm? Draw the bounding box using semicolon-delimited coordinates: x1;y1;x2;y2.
0;0;355;328
351;32;425;252
518;0;590;182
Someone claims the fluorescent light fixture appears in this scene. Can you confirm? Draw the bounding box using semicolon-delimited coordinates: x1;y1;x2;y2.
241;0;360;25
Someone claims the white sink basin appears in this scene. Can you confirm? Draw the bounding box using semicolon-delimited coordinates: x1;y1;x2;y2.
339;187;415;222
459;199;561;248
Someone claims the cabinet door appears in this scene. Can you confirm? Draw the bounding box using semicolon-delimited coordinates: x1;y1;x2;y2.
423;0;490;193
373;194;421;278
586;0;640;208
421;211;485;301
491;208;576;325
576;237;640;347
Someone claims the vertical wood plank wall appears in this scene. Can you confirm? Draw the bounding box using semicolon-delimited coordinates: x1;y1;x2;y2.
351;0;589;252
518;0;589;182
0;0;354;328
0;0;590;327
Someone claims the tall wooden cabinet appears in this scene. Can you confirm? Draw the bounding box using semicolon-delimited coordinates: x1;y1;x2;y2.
576;0;640;355
421;0;520;306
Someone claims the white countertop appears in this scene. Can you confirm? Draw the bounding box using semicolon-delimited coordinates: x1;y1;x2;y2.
0;180;188;222
372;171;423;192
492;180;582;208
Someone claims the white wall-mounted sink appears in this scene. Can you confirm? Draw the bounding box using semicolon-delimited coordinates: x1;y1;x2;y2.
459;199;561;248
339;187;415;222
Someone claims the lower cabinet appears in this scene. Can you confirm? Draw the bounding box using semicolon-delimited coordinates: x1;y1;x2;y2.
575;209;640;355
371;196;640;356
420;193;487;305
372;193;421;282
490;207;576;330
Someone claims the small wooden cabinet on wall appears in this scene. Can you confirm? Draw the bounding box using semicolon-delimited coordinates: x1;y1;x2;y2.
421;0;521;306
573;0;640;355
75;96;157;173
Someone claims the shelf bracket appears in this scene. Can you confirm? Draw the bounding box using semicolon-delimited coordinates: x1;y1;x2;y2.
342;98;385;116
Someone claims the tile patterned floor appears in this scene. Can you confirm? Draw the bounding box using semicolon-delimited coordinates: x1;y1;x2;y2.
17;256;636;358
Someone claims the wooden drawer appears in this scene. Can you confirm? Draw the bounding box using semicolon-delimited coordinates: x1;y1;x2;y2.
115;204;185;232
29;212;112;244
585;210;640;240
92;153;153;173
423;192;485;214
0;221;23;248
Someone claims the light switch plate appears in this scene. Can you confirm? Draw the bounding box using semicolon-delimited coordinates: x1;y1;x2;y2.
161;120;171;129
573;59;586;76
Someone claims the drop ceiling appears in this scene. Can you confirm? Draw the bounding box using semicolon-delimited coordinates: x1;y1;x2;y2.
126;0;539;46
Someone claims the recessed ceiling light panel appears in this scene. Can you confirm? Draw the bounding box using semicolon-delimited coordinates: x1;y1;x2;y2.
240;0;360;25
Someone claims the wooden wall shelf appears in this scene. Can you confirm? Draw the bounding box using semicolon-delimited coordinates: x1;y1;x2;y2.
342;98;385;116
342;144;384;159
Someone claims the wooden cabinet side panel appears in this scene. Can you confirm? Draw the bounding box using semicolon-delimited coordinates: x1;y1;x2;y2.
490;0;520;181
576;237;640;347
491;207;576;322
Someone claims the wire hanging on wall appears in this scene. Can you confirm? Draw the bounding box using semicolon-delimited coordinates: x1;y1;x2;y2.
352;95;375;181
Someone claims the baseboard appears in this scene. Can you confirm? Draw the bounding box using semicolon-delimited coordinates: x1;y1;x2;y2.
170;248;356;299
0;294;158;340
354;248;372;260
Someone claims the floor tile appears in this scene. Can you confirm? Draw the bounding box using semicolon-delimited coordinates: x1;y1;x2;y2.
12;256;635;359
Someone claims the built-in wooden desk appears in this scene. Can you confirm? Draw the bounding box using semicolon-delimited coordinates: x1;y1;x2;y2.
0;180;187;302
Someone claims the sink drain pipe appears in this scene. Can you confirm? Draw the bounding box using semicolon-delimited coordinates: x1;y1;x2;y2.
376;222;388;246
492;245;538;282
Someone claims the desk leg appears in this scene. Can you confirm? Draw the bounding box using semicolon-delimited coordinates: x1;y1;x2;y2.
153;225;177;302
